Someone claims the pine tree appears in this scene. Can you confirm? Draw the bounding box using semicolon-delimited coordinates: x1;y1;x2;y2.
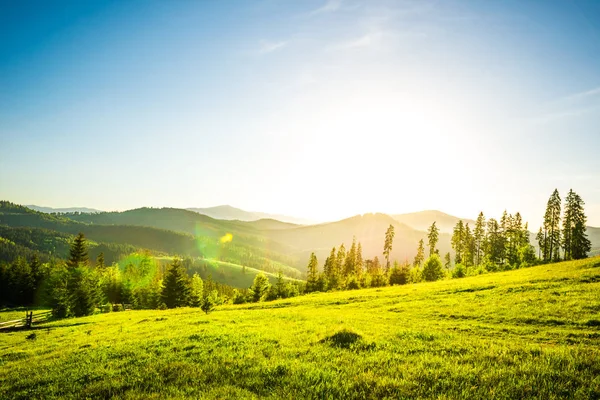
160;258;190;308
305;252;319;293
189;273;203;307
564;191;591;260
486;218;504;266
249;273;271;302
355;242;364;276
536;227;544;259
427;221;440;256
414;239;425;267
323;247;339;290
444;252;452;271
463;223;474;267
68;233;89;269
344;238;357;277
473;212;486;266
451;220;464;264
383;224;395;271
96;252;105;269
543;189;562;262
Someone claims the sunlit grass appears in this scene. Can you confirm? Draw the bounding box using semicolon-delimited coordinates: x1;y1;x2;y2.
1;257;599;399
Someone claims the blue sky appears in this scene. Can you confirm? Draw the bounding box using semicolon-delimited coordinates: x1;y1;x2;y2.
1;0;600;226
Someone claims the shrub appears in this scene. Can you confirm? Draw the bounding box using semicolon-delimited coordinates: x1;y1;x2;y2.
422;255;445;282
452;264;466;278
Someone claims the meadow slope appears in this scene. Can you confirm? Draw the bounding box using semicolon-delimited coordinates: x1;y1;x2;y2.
1;257;599;399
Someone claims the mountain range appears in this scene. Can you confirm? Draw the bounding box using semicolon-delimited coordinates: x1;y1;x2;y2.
3;201;599;288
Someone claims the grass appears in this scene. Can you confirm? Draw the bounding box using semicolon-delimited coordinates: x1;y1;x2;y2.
1;257;599;399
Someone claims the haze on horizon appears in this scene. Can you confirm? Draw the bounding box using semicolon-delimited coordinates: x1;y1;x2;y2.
1;0;600;227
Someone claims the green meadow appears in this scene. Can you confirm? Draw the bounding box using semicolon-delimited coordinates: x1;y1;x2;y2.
1;257;600;399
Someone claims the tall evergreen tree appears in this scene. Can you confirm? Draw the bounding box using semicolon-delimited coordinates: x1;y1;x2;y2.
451;220;464;264
161;258;190;308
486;218;504;266
323;247;339;289
543;189;562;262
414;239;425;267
427;222;440;256
355;242;364;276
68;233;89;269
305;252;319;293
344;238;357;277
383;224;395;271
536;227;544;259
96;252;105;269
562;190;591;260
473;212;486;266
444;252;452;271
462;224;474;267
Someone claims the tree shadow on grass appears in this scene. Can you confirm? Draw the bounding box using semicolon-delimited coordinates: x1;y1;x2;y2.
0;321;92;333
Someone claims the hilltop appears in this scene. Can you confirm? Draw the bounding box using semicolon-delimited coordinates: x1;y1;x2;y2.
1;257;598;399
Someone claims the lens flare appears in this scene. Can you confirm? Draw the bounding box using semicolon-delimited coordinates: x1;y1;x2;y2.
220;233;233;244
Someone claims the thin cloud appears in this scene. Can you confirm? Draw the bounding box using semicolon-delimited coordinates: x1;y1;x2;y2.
310;0;343;15
258;40;288;54
341;31;382;49
563;86;600;102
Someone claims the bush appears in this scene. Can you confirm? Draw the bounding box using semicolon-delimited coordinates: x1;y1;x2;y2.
452;264;466;278
389;263;410;285
422;255;445;282
345;275;360;290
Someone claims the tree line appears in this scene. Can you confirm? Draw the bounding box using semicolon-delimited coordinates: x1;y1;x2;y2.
304;188;592;293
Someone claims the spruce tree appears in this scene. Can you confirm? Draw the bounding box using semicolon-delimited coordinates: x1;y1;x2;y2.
305;252;319;293
355;242;364;276
68;233;89;269
96;252;105;269
444;252;452;271
451;220;464;264
473;212;486;266
414;239;425;267
383;224;395;271
427;221;440;256
161;258;191;308
344;238;357;277
543;189;562;262
563;190;591;259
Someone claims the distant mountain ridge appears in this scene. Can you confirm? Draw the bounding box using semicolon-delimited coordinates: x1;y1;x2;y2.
27;205;104;214
186;205;315;225
392;210;476;234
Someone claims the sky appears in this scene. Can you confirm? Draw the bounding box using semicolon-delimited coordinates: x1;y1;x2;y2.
1;0;600;227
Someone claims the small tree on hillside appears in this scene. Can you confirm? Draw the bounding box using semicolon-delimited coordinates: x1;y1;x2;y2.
189;273;204;307
161;258;190;308
427;222;439;256
383;225;395;271
249;273;271;302
414;239;425;268
68;233;89;269
422;254;445;282
305;252;320;293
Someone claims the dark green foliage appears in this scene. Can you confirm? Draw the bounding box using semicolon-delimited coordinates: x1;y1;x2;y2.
427;222;439;256
67;233;89;268
161;259;190;308
305;252;320;293
562;189;591;260
452;263;467;278
68;266;101;317
249;273;271;302
389;261;410;285
542;189;562;261
414;239;425;267
422;255;445;282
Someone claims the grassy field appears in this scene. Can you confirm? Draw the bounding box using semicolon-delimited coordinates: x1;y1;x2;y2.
1;257;599;399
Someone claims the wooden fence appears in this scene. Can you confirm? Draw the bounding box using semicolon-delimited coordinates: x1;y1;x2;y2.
0;311;52;330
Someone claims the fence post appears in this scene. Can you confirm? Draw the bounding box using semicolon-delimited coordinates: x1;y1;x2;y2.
25;311;33;328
